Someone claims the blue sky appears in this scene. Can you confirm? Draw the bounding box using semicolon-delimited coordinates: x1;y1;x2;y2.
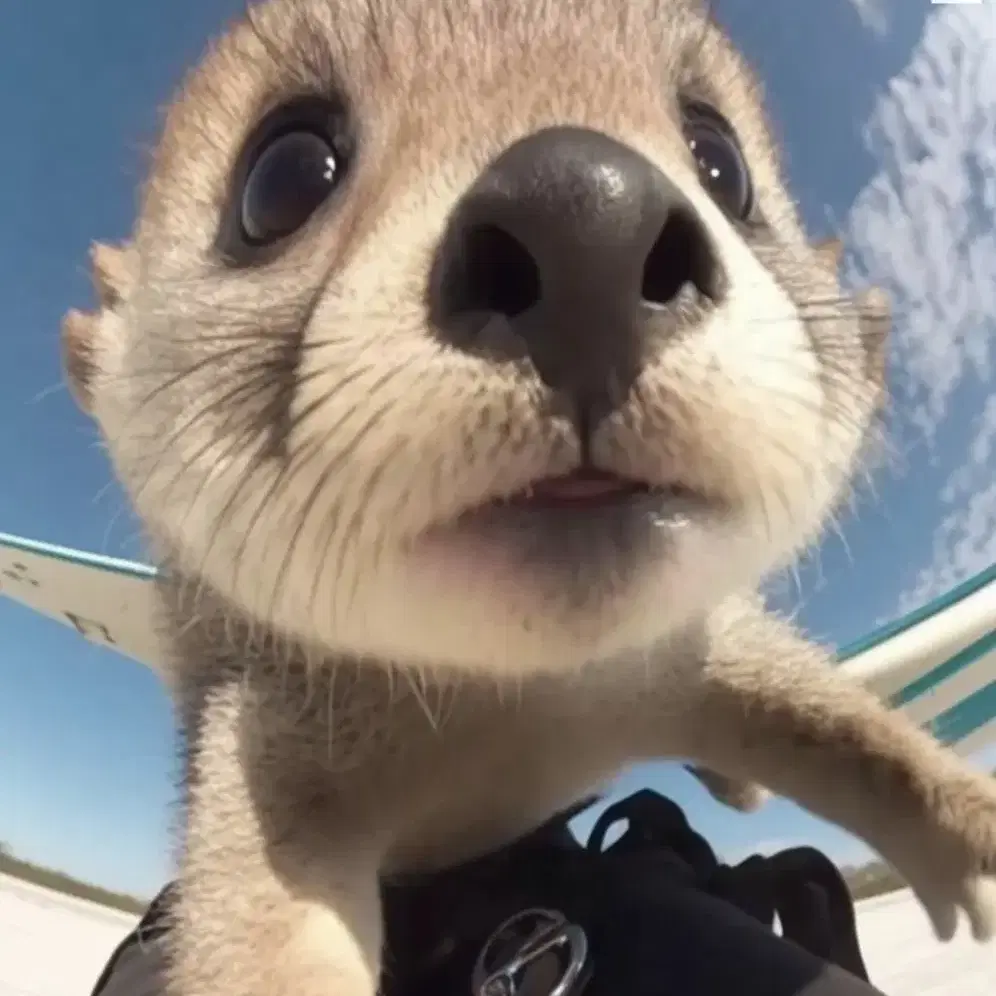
2;0;996;899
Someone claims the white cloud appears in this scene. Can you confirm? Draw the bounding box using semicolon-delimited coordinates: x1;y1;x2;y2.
896;398;996;612
849;0;890;36
842;6;996;613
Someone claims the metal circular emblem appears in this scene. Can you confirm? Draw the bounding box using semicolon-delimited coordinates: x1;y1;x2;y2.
471;908;590;996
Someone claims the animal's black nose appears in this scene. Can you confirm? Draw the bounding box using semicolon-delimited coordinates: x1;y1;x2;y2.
429;126;724;422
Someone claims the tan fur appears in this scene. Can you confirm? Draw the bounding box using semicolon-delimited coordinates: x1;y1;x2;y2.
62;0;996;994
90;242;137;309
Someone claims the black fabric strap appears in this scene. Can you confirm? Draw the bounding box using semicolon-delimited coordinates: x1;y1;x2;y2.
90;884;178;996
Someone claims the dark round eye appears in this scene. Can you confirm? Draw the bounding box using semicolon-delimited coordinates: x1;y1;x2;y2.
682;103;754;220
241;130;340;245
218;98;352;264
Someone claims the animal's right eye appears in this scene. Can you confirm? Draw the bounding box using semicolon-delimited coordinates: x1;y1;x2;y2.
218;98;352;265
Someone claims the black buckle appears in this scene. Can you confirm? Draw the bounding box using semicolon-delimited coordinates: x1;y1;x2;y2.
472;908;590;996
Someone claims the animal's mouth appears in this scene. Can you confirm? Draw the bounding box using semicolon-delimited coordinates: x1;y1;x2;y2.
438;468;715;536
423;466;718;569
503;469;657;510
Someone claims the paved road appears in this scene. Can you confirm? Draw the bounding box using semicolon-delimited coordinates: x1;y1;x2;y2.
0;875;137;996
0;873;993;996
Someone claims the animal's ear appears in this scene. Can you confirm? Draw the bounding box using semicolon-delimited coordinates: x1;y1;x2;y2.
855;285;890;390
61;308;100;413
810;235;889;393
813;236;844;273
61;241;137;414
90;241;136;308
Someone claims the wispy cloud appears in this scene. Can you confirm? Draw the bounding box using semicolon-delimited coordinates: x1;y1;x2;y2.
849;0;890;36
895;399;996;612
842;6;996;613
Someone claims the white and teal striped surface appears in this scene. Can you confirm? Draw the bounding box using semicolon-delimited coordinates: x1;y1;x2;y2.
2;529;995;755
837;564;996;755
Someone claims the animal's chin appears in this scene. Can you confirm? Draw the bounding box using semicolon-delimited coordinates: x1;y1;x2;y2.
392;470;741;669
412;469;717;589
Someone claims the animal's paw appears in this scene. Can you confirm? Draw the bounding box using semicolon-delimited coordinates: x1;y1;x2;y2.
685;765;769;813
907;872;996;942
714;781;769;813
885;770;996;942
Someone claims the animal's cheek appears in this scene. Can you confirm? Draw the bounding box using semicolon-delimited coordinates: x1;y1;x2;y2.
600;322;858;537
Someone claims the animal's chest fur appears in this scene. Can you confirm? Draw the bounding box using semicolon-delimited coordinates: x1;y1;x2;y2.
171;604;696;875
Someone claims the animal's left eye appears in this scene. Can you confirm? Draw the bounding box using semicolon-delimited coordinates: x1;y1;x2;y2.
681;101;754;221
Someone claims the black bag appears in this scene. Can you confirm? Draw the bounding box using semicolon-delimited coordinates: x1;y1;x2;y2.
382;789;873;996
92;790;878;996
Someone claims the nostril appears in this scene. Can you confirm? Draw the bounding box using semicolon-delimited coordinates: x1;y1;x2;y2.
441;223;542;320
641;209;721;307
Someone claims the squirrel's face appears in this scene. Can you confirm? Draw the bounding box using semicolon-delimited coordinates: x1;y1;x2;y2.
63;0;888;676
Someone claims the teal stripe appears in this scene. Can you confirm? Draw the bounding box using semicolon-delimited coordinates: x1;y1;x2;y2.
929;678;996;745
0;530;157;579
890;628;996;708
838;562;996;661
